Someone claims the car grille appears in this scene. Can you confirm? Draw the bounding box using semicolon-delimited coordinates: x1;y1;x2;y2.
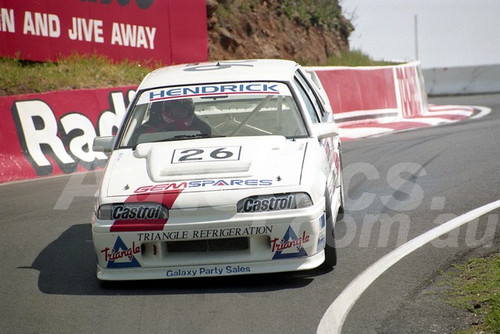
166;237;249;253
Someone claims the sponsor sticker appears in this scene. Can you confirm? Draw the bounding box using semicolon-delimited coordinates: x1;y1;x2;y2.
134;178;273;193
165;265;251;278
137;225;273;241
238;194;296;213
272;226;310;259
102;236;141;268
111;203;166;220
171;146;241;163
148;83;281;102
136;82;290;105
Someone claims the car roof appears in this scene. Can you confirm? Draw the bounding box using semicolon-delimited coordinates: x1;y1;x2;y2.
137;59;300;90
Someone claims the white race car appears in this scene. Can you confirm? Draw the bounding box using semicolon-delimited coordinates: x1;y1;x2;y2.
92;59;344;280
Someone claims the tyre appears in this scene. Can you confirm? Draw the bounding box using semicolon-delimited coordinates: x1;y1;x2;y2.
323;190;337;267
336;153;345;218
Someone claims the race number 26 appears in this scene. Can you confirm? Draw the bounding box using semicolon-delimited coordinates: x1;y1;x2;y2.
172;146;242;163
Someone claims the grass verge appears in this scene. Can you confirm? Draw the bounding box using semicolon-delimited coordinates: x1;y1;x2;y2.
441;253;500;333
0;54;153;96
325;49;400;67
0;51;395;97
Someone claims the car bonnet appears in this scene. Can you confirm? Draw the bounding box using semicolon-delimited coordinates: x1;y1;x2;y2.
103;136;308;197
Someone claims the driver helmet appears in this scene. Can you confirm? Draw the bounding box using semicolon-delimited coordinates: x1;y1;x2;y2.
162;98;195;122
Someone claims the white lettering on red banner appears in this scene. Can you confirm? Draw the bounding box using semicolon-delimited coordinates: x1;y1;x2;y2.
23;11;61;38
1;8;15;33
9;89;134;177
68;17;104;43
0;1;207;64
111;22;156;49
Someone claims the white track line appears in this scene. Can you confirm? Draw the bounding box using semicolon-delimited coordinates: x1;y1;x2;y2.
470;106;492;119
317;199;500;334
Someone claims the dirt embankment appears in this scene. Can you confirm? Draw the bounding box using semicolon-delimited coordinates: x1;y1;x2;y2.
205;0;352;65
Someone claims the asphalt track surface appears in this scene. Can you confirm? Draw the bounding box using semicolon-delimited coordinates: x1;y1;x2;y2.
1;94;499;334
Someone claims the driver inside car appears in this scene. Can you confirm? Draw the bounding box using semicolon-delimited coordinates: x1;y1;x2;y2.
138;98;211;136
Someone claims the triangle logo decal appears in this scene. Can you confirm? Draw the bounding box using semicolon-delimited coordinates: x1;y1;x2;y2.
272;226;309;259
105;236;141;268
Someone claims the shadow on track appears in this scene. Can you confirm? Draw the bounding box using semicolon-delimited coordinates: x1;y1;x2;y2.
23;224;333;296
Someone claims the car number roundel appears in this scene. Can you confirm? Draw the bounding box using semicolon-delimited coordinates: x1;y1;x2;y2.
171;146;242;163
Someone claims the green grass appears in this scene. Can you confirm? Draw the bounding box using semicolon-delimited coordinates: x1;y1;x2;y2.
0;51;395;96
0;54;153;96
282;0;344;29
441;253;500;333
324;49;400;67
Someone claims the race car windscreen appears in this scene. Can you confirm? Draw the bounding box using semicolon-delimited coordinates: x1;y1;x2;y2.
119;82;308;148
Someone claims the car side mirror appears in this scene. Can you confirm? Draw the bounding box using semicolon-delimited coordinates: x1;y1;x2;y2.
312;122;339;139
93;136;115;153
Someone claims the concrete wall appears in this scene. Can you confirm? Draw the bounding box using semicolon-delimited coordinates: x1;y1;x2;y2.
422;64;500;96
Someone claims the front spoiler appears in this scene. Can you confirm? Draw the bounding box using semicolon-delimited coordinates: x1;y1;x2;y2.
96;251;325;281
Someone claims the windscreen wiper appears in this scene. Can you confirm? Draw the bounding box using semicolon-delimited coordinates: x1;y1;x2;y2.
133;134;224;149
169;133;214;140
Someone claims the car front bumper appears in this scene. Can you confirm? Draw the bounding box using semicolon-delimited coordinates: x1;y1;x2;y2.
92;199;327;280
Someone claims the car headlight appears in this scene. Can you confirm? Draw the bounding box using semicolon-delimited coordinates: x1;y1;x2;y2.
237;192;313;213
97;202;168;220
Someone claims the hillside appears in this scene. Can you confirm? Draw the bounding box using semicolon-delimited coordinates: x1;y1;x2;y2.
206;0;353;65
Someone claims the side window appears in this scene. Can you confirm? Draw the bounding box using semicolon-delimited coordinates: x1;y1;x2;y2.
294;75;320;123
295;70;326;120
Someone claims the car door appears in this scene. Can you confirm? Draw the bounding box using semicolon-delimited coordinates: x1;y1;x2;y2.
293;69;341;202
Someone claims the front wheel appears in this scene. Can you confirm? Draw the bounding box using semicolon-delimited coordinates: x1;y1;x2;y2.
323;190;337;267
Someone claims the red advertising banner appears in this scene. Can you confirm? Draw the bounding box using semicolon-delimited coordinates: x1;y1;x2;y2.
0;0;207;64
314;67;398;114
395;65;425;118
0;86;136;183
